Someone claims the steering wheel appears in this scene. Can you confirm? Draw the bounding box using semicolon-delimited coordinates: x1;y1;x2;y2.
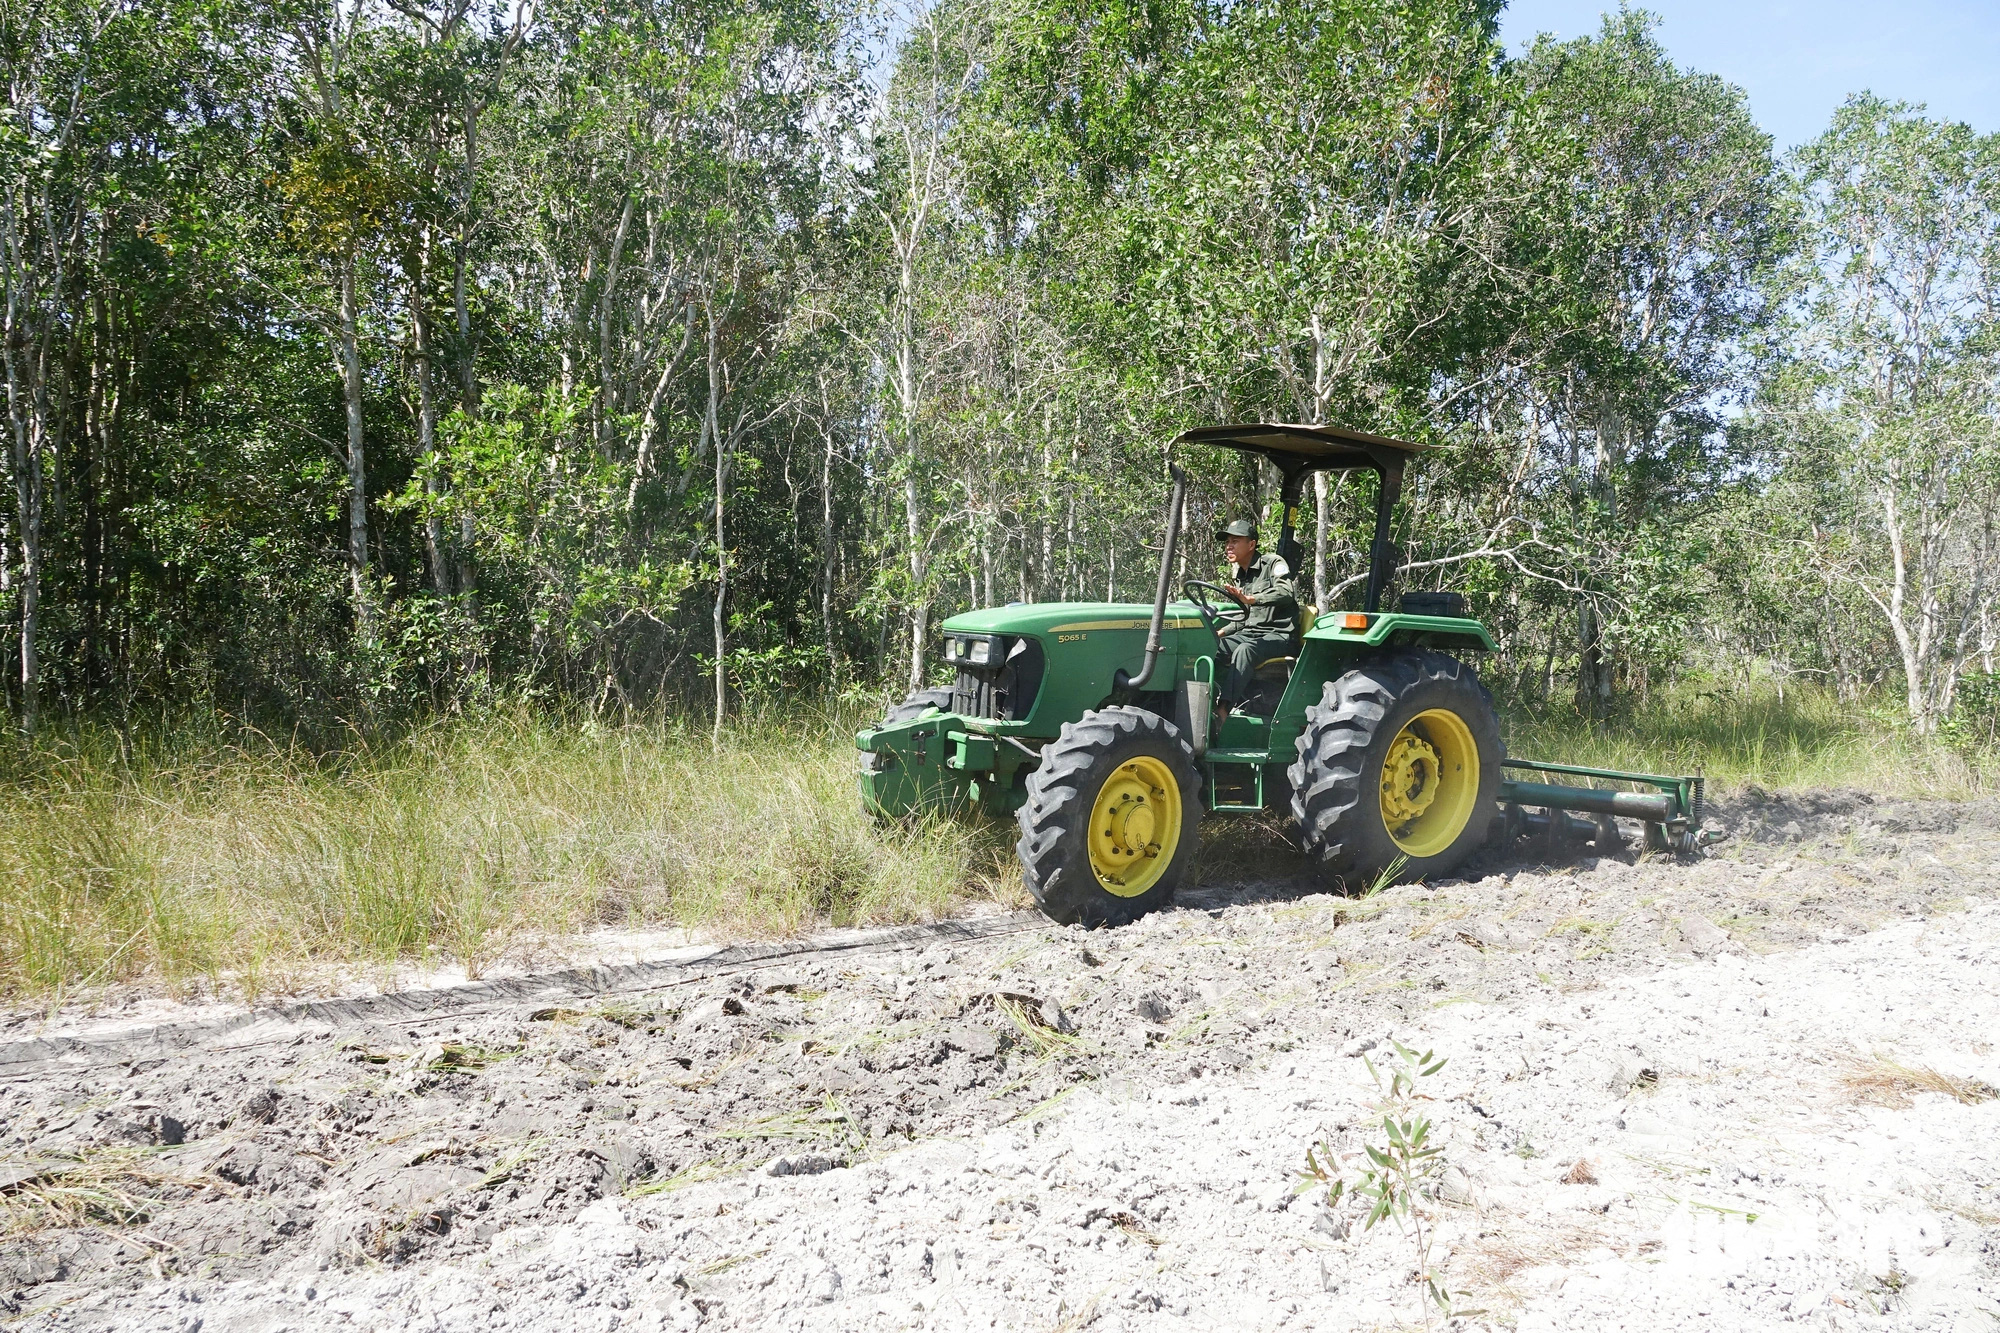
1183;580;1249;647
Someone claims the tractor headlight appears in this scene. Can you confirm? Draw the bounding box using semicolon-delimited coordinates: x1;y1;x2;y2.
947;635;997;667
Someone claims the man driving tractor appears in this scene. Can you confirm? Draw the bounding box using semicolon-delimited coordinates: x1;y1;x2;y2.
1216;518;1299;701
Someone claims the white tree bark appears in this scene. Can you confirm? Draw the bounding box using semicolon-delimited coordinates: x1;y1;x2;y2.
818;378;839;683
1312;471;1330;608
412;227;448;597
338;252;372;643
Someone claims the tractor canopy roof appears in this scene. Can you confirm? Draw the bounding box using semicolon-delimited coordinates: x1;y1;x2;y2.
1173;422;1428;479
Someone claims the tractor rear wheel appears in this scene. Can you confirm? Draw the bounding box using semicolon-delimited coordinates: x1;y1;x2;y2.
1287;651;1501;890
1016;707;1202;927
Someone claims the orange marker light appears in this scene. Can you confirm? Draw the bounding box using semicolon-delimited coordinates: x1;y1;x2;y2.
1341;613;1371;631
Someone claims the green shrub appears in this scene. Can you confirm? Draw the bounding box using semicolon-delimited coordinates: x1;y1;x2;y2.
1942;673;2000;753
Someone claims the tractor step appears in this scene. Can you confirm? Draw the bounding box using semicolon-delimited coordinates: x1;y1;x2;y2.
1202;750;1271;813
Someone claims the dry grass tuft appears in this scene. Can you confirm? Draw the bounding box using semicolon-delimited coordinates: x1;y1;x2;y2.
0;1149;236;1238
1842;1055;2000;1107
992;994;1081;1059
1108;1211;1164;1246
1560;1158;1598;1185
1458;1217;1605;1293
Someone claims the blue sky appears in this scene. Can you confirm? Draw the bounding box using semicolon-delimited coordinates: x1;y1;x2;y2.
1498;0;2000;150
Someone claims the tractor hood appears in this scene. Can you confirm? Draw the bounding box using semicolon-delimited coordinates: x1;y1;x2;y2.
933;601;1212;736
941;601;1206;637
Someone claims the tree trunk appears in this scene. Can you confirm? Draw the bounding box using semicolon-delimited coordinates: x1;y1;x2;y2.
1584;404;1622;716
2;164;61;733
413;229;449;597
905;469;927;693
1541;615;1560;702
597;193;636;449
1062;437;1078;600
0;514;9;710
1576;599;1607;720
2;265;50;735
338;251;371;643
704;301;728;744
1312;470;1330;607
818;395;838;686
9;437;41;734
82;257;107;691
454;98;482;602
1037;433;1053;600
713;430;727;744
1877;488;1934;732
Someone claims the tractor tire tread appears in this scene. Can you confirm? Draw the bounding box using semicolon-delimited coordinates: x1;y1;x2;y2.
1015;707;1201;928
880;686;955;726
1286;650;1502;889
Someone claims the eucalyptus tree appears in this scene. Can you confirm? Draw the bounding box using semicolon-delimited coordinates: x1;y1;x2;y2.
1754;97;2000;731
868;0;994;690
0;0;101;731
939;0;1517;623
445;0;856;719
1498;13;1781;709
364;0;526;600
1;0;269;729
474;0;734;699
271;2;425;645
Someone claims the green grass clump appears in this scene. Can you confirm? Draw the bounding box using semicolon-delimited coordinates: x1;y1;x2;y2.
1;678;1982;1003
0;708;1021;1001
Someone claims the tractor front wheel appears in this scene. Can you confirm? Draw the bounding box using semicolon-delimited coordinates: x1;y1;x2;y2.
1016;707;1202;927
1287;651;1501;890
879;685;954;726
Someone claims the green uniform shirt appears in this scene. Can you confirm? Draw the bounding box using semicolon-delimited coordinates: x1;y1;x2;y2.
1229;550;1298;636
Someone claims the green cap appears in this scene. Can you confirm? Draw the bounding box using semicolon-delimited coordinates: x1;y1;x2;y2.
1216;518;1257;540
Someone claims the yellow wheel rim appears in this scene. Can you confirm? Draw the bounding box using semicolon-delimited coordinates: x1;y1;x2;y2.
1378;708;1480;858
1087;755;1183;898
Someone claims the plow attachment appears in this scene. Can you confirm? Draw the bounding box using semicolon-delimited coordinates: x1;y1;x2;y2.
1497;757;1705;853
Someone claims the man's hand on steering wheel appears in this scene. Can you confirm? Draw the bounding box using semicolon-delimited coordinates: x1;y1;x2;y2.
1183;580;1250;642
1222;585;1250;609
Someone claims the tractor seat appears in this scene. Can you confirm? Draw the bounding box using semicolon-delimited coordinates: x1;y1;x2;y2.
1252;655;1296;681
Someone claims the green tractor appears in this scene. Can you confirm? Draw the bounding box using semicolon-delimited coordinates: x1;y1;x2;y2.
857;424;1703;927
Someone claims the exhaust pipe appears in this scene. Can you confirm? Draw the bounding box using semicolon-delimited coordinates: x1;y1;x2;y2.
1119;462;1188;693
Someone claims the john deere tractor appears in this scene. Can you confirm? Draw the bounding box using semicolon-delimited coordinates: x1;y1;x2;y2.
857;423;1703;927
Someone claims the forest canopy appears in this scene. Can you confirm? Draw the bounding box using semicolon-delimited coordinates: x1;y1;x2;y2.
3;0;1998;739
